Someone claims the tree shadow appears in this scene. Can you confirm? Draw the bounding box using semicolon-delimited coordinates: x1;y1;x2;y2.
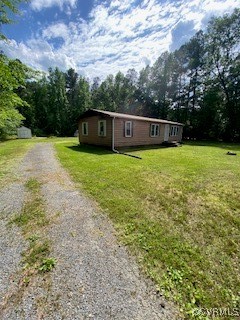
66;141;240;157
66;143;178;156
118;144;168;153
66;144;113;155
183;140;240;151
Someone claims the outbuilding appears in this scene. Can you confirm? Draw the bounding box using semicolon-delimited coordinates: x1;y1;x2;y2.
17;126;32;139
78;109;183;149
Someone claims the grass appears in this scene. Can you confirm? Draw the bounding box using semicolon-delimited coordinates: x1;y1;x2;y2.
54;140;240;319
1;137;239;317
0;138;38;187
0;137;74;189
12;178;56;279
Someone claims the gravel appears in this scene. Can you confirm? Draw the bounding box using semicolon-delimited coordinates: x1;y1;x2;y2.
0;183;27;313
0;143;180;319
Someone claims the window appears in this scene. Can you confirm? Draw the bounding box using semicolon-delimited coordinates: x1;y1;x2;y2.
150;124;159;137
125;121;132;137
170;126;179;136
98;120;106;136
82;122;88;136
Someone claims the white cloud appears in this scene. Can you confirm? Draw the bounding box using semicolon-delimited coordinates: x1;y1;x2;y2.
31;0;77;11
42;23;70;43
3;0;240;80
1;39;76;72
203;0;239;12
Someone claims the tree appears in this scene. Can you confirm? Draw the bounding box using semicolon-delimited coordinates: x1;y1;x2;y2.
136;65;156;117
0;54;30;138
0;0;31;138
134;9;240;141
73;76;91;129
0;0;28;40
20;76;49;136
47;67;69;136
180;31;205;121
96;76;115;111
151;52;177;119
65;68;78;107
205;8;240;140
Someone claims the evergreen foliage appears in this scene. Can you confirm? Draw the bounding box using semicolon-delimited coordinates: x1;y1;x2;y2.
1;8;239;140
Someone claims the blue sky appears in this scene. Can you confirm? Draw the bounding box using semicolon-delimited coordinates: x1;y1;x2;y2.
1;0;239;80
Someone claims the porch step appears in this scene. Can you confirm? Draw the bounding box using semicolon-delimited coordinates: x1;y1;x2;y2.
162;141;182;147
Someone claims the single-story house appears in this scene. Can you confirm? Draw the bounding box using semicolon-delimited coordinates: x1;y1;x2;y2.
17;126;32;139
78;109;183;149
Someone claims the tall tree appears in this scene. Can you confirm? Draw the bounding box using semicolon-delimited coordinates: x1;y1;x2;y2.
65;68;78;107
73;76;91;129
0;54;31;138
151;52;177;119
97;76;115;111
136;65;156;117
47;67;69;136
21;76;49;136
205;8;240;140
0;0;31;138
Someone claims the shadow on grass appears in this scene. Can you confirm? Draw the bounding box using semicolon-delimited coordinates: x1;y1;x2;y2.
66;141;240;157
67;143;171;156
118;145;169;153
182;140;240;151
66;144;113;156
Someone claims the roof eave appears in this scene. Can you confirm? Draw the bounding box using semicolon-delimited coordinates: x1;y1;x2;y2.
78;109;184;126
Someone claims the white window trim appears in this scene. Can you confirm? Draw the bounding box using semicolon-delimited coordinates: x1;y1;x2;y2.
125;121;132;137
98;120;107;137
82;122;88;136
150;123;159;137
170;126;179;136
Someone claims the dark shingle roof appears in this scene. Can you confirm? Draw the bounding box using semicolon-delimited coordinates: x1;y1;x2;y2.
78;109;183;126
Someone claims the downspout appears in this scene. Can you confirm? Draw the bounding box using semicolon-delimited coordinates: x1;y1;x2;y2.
111;117;141;159
112;117;119;154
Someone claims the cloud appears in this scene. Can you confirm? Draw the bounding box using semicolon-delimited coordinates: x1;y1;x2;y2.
1;39;77;72
42;23;70;43
203;0;239;12
3;0;240;80
31;0;77;11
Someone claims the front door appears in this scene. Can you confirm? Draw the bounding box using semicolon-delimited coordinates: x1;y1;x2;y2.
164;124;170;142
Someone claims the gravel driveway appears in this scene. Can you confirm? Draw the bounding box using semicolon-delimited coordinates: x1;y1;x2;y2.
0;143;179;319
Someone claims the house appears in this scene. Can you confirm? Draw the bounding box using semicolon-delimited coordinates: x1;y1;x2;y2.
17;126;32;139
78;109;183;149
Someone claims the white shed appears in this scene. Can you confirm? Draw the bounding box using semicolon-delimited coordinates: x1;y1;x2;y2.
17;126;32;139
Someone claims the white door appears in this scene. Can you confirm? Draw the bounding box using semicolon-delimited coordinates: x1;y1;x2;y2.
164;124;170;142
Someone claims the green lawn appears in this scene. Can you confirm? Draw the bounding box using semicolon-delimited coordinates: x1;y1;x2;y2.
0;138;39;187
0;137;71;187
1;138;239;318
55;140;240;319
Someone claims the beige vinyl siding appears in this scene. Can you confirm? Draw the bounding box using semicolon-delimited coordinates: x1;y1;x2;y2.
114;119;166;147
78;116;183;148
78;116;112;147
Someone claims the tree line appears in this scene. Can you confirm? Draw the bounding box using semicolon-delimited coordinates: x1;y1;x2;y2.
0;6;239;140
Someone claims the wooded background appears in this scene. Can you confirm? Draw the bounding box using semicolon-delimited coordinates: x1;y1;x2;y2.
1;4;239;141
